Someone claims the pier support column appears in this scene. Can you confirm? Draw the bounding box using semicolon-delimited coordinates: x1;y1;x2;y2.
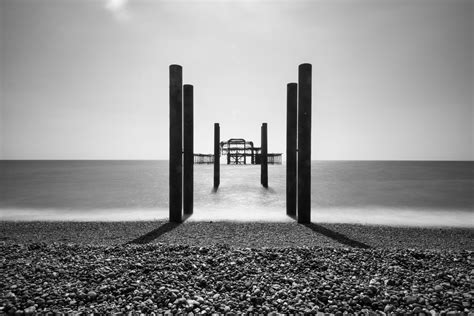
169;65;183;223
183;84;193;215
261;123;268;188
297;63;312;223
214;123;220;189
286;83;297;217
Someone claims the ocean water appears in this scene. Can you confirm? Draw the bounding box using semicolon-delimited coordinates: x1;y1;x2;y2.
0;160;473;227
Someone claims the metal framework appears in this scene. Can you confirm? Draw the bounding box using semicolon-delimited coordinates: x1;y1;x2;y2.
193;138;282;165
194;153;214;164
220;138;255;165
218;138;281;165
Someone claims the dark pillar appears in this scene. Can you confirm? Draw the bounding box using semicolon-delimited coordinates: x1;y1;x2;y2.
261;123;268;188
244;143;247;165
214;123;220;189
169;64;183;223
286;82;297;217
183;84;193;215
297;63;312;223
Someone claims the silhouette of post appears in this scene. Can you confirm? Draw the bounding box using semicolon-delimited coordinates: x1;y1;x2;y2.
214;123;220;189
169;64;183;223
183;84;193;215
261;123;268;188
297;63;312;223
286;83;297;216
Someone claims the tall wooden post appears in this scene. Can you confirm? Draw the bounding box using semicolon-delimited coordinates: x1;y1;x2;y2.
286;83;297;216
169;65;183;223
214;123;220;189
183;84;193;215
297;63;312;223
261;123;268;188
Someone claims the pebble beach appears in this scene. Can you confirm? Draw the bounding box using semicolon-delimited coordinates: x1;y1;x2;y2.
1;221;473;314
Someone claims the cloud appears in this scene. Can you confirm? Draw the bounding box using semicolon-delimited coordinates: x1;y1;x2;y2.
105;0;131;22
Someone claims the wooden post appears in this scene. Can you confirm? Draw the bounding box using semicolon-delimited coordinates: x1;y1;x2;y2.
214;123;220;189
261;123;268;188
297;63;312;223
183;84;193;215
169;64;183;223
286;83;297;217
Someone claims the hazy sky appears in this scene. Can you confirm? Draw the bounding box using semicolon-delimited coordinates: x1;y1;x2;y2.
0;0;472;160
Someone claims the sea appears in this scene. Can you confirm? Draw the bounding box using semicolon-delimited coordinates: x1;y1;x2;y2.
0;160;472;227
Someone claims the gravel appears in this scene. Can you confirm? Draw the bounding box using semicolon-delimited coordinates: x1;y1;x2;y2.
1;243;473;314
1;221;473;314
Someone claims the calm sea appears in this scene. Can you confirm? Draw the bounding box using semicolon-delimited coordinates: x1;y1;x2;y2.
1;161;472;226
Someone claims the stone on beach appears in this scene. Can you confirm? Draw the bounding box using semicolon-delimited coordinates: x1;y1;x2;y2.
1;242;473;314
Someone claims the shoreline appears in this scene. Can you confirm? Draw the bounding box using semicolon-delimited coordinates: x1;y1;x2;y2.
1;221;472;250
2;207;473;227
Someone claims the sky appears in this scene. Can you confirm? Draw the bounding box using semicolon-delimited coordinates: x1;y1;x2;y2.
0;0;472;160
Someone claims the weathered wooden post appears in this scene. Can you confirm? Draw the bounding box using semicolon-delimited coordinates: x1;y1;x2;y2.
214;123;220;189
297;63;312;223
183;84;193;215
169;64;183;222
286;83;297;216
261;123;268;188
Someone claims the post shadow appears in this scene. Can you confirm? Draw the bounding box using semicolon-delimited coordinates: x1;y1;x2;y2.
127;213;191;244
303;223;372;249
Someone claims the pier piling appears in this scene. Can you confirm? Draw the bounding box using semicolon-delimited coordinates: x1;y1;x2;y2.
286;83;297;216
297;63;312;223
169;65;183;223
183;84;193;215
261;123;268;188
214;123;220;189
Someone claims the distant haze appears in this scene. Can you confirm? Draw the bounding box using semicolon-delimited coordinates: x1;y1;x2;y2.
0;0;472;160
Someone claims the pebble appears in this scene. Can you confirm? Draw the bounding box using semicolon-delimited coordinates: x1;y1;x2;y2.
24;306;36;314
405;295;418;304
0;243;472;314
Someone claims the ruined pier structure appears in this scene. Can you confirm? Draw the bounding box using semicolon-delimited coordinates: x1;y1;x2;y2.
194;138;282;165
211;124;273;189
